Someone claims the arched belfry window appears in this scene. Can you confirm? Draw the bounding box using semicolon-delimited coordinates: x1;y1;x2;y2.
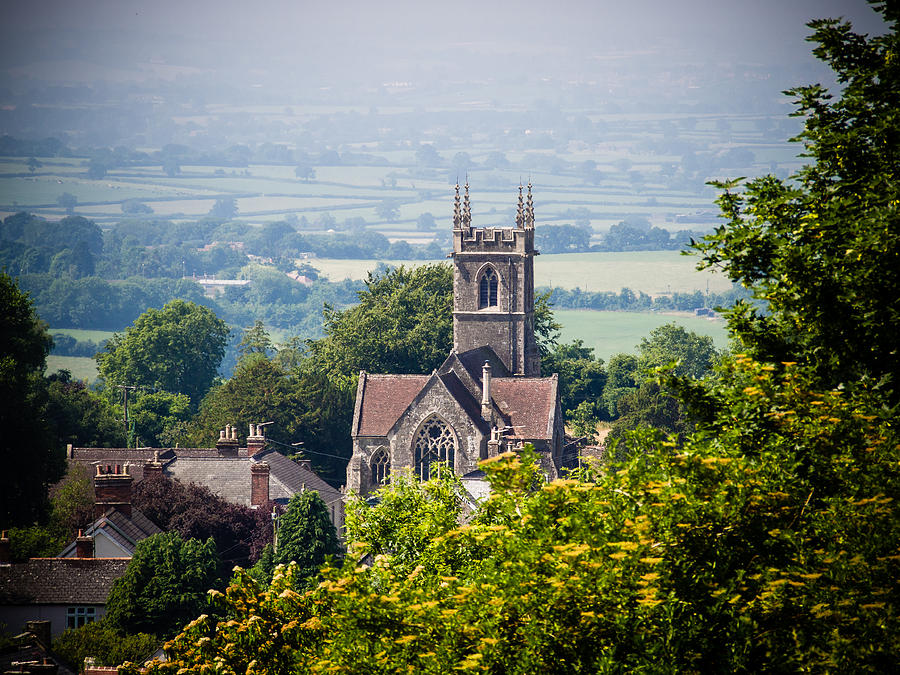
414;416;456;480
479;267;499;309
370;448;390;485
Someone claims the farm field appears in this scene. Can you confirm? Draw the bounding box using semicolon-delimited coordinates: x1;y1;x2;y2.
49;328;116;343
45;355;99;382
555;310;729;363
308;251;730;295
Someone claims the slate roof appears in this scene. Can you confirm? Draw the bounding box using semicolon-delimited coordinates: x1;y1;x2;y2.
165;457;256;506
59;507;162;558
0;558;129;605
257;449;341;504
354;373;430;436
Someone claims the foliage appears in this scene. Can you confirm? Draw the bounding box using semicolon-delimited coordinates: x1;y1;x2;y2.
9;464;97;560
542;338;606;421
105;532;221;639
238;320;273;359
189;356;353;484
0;272;61;525
272;491;341;584
133;474;272;570
637;322;719;379
45;368;124;451
127;390;192;448
52;619;158;671
306;264;453;389
694;6;900;401
95;299;229;405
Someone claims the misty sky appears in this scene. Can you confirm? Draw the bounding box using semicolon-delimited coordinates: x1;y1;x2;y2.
0;0;888;93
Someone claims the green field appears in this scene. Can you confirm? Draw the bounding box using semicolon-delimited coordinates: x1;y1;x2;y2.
309;251;730;295
555;310;729;363
49;328;116;343
45;355;99;382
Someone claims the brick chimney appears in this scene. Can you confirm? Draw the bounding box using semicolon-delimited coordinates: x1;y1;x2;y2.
247;423;268;457
250;462;270;506
94;464;133;518
143;450;164;480
75;530;94;558
296;458;312;471
216;424;239;457
0;530;9;564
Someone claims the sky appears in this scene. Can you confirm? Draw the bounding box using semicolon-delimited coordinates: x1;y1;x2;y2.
0;0;888;90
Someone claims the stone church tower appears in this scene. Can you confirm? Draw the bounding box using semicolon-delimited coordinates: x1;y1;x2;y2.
451;183;540;377
346;185;564;497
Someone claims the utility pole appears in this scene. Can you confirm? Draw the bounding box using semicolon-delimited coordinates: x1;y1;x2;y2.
116;385;141;448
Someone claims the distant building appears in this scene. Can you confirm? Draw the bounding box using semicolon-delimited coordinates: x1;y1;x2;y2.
347;184;566;498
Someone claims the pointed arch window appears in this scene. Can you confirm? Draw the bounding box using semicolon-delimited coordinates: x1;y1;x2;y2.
479;267;499;309
370;448;390;485
414;416;456;480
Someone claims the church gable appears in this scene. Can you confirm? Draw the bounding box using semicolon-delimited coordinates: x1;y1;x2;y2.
352;372;430;437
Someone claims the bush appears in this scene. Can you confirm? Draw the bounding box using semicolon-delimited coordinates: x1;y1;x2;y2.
53;619;157;671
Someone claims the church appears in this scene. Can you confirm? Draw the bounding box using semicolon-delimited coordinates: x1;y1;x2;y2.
346;184;565;495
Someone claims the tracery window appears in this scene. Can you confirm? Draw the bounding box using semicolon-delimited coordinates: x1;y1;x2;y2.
370;448;390;485
414;416;456;480
479;267;499;308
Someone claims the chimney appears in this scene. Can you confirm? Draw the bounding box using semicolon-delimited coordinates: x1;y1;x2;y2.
487;427;501;458
0;530;9;564
143;450;164;480
75;530;94;558
216;425;239;457
481;361;493;422
250;462;270;506
93;464;133;518
296;459;312;471
247;423;267;457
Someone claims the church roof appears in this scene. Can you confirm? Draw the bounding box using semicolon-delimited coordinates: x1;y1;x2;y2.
353;373;430;437
491;376;559;440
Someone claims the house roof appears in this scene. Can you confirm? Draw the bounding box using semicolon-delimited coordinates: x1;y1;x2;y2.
491;376;558;440
165;457;256;507
59;507;162;558
354;373;430;436
256;449;342;504
0;558;129;605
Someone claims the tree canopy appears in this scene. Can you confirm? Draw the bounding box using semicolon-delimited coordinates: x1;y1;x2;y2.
272;491;340;582
96;299;229;405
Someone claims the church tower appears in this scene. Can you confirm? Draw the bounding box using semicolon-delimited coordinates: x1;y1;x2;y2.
451;183;540;376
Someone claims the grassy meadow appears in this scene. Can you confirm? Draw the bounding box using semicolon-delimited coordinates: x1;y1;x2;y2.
45;355;99;382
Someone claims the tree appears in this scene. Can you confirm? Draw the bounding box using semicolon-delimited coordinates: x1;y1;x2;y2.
95;300;229;405
44;370;127;449
294;164;315;182
133;474;272;570
208;197;237;221
375;199;400;222
127;390;192;447
694;5;900;401
416;212;437;231
87;158;108;180
307;264;453;388
122;199;153;215
53;620;158;671
0;273;60;525
238;320;273;359
637;323;718;379
105;532;220;638
56;192;77;214
273;491;340;584
26;156;41;174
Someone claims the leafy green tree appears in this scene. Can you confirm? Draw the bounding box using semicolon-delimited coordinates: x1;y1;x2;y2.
307;264;453;388
542;339;606;417
416;212;437;231
56;192;77;214
127;390;192;447
53;619;158;671
375;199;400;221
26;156;41;174
105;532;220;638
45;370;126;449
637;323;719;379
294;164;315;182
96;300;229;405
238;320;273;360
273;491;340;584
694;6;900;400
208;197;237;221
602;352;639;418
0;272;60;525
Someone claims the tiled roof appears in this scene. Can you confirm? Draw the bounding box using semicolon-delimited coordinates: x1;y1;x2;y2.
491;376;558;440
354;373;430;437
61;507;163;558
0;558;129;605
165;457;255;506
438;372;491;433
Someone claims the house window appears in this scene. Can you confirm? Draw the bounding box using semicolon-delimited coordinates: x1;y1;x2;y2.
370;448;390;485
414;416;456;480
67;606;96;629
478;268;498;308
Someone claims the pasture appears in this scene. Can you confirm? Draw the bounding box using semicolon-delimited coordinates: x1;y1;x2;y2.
45;355;99;382
555;309;729;363
308;251;730;296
